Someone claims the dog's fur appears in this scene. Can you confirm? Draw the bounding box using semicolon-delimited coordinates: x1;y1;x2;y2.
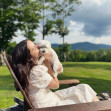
37;40;63;76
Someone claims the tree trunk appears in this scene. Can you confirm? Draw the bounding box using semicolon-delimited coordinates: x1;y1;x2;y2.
43;33;45;40
0;51;5;65
63;36;65;44
42;0;45;40
64;53;66;62
62;9;65;44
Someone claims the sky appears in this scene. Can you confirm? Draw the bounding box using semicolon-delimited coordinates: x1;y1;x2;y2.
12;0;111;45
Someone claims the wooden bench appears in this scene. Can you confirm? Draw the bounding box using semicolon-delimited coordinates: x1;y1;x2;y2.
1;51;111;111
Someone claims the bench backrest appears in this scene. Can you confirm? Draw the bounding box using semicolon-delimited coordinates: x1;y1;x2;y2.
1;51;33;109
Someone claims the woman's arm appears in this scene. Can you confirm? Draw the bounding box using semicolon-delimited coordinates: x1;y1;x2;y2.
44;54;59;89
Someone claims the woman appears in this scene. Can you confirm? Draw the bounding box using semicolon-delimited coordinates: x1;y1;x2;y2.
12;39;99;108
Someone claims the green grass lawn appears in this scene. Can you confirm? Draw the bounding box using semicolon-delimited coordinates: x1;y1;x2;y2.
0;65;23;109
0;62;111;109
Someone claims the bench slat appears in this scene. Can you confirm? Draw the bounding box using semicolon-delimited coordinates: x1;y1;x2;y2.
28;100;111;111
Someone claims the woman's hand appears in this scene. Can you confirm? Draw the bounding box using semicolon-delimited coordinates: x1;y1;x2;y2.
43;52;55;77
43;52;52;65
57;65;62;74
43;52;53;71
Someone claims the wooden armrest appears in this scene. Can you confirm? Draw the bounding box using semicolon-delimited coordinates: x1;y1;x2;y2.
59;79;80;85
28;100;111;111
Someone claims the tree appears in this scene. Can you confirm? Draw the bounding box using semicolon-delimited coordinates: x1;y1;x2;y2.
0;0;17;65
67;50;75;61
96;49;107;61
0;0;41;65
0;0;17;50
39;0;56;40
73;49;83;62
105;49;111;62
5;41;17;55
51;0;81;44
0;0;41;50
38;0;81;41
58;43;71;61
52;19;69;44
16;0;41;41
87;51;96;61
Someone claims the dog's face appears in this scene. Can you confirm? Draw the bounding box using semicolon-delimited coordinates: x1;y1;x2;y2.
37;40;51;55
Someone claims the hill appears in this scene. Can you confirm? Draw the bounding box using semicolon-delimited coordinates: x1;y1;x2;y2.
51;42;111;51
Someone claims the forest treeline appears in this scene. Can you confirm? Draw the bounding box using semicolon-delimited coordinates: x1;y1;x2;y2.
4;42;111;62
55;48;111;62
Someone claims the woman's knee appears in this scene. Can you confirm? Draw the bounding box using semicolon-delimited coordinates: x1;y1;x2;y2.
78;83;90;88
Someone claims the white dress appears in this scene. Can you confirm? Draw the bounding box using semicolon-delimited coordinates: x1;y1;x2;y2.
27;65;97;108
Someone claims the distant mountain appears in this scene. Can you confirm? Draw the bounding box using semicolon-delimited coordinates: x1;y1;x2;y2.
51;42;111;51
51;43;59;48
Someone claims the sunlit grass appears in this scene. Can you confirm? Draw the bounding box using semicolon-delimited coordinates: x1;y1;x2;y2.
58;62;111;94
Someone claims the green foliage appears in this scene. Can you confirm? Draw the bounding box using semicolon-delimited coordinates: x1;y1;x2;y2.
0;0;82;47
39;0;81;41
52;19;69;37
0;0;18;49
87;51;97;61
54;47;111;62
51;0;81;44
0;0;41;49
44;19;55;36
74;50;83;61
58;43;71;61
67;49;87;62
52;0;81;18
16;0;41;41
5;41;17;55
105;50;111;62
39;0;57;39
96;49;107;61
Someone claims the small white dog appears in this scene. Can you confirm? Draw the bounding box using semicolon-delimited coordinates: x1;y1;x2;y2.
37;40;63;77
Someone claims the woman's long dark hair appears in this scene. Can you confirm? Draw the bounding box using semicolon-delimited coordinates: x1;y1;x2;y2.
11;39;35;90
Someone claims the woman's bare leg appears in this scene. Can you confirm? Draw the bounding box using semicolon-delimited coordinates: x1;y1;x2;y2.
92;96;100;102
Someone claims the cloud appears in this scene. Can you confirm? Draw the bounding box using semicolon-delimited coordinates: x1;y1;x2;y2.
64;20;111;45
12;0;111;45
67;0;111;37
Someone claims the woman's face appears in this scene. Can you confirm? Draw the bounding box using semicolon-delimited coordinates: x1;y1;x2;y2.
27;40;40;62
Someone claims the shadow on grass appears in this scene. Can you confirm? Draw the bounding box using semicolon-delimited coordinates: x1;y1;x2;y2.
58;75;111;95
63;63;111;70
1;71;111;95
0;74;13;81
0;75;15;91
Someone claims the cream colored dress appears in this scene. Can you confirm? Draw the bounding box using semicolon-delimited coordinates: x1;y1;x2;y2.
27;65;97;108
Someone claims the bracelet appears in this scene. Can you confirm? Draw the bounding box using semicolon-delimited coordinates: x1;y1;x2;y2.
53;73;58;77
